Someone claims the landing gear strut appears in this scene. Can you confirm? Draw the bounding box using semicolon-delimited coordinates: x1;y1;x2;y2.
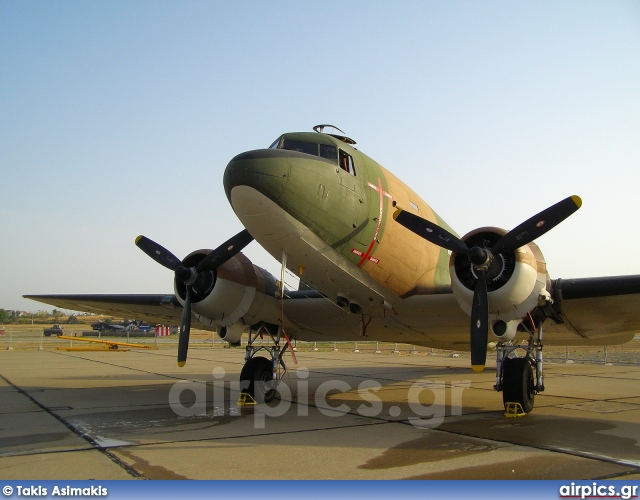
239;322;288;404
494;320;544;415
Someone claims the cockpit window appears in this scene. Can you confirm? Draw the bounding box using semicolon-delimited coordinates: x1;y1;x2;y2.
282;139;318;156
281;139;339;162
278;138;353;173
269;137;281;149
320;144;337;161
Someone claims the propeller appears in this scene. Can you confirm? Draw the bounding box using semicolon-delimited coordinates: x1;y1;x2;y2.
135;229;253;366
393;195;582;372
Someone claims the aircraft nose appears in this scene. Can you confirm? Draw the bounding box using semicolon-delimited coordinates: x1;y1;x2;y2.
223;149;292;207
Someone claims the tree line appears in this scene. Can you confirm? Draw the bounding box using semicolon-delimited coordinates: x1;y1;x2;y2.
0;309;82;325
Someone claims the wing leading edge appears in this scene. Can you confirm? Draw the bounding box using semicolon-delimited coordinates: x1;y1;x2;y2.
25;274;640;348
23;294;192;329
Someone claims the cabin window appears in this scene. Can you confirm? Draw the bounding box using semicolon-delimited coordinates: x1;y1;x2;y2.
339;149;356;176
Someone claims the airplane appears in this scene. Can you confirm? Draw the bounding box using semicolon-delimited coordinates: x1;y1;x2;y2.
91;319;153;332
91;320;129;332
25;124;640;415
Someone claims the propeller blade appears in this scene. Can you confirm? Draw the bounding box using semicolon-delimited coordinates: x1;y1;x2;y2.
470;268;489;373
177;286;192;367
135;235;182;271
393;209;469;255
490;195;582;255
196;229;254;273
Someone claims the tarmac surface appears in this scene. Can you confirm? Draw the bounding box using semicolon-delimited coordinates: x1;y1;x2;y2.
1;343;640;480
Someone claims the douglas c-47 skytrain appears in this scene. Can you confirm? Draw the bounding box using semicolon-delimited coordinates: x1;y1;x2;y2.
27;125;640;414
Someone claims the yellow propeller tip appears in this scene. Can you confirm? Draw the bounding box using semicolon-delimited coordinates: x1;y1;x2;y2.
135;235;143;244
392;208;403;220
472;365;485;373
177;361;186;368
571;195;582;208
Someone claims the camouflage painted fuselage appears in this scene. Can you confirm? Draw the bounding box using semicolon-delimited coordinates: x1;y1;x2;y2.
224;131;454;308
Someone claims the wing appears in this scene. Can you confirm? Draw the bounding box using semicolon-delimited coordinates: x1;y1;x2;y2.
545;275;640;344
24;274;640;348
22;294;205;329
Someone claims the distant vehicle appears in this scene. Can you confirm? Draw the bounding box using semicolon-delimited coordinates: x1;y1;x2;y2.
130;320;154;332
43;324;63;336
91;321;127;332
91;319;153;332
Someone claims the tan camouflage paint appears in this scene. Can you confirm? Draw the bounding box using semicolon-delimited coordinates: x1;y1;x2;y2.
349;152;453;298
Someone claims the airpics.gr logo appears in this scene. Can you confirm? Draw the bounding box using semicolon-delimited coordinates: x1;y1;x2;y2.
168;366;472;429
559;482;638;500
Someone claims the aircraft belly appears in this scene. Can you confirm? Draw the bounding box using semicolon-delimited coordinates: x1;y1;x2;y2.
282;293;470;344
282;295;471;348
230;185;399;310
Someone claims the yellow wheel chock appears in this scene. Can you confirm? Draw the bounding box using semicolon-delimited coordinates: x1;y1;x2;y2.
237;392;257;406
504;402;527;417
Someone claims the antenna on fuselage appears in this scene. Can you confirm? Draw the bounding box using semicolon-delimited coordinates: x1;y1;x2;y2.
313;124;345;134
313;124;356;145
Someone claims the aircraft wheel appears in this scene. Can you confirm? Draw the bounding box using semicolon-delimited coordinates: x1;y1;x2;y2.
502;357;535;413
240;356;276;403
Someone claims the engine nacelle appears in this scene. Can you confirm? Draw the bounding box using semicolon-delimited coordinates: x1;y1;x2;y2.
217;324;245;344
490;319;521;342
174;250;280;334
450;227;549;326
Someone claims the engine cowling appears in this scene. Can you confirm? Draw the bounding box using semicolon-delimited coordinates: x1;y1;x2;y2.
217;324;245;343
173;250;280;336
449;227;550;340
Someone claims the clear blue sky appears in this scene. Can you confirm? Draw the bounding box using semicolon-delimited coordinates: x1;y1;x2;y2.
1;1;639;312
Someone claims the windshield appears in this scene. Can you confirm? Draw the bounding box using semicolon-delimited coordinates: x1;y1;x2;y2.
281;139;338;162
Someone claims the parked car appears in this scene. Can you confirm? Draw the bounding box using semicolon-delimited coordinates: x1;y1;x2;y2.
43;324;64;336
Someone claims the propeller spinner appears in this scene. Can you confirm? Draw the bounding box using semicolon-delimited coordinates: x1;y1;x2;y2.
393;196;581;372
135;229;253;366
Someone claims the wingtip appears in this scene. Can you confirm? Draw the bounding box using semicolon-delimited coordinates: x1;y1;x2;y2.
571;195;582;208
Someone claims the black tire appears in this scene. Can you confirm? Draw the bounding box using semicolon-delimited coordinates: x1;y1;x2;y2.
240;356;276;403
502;357;535;414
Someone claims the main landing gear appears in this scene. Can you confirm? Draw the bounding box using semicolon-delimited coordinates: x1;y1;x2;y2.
494;320;544;415
239;322;289;404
